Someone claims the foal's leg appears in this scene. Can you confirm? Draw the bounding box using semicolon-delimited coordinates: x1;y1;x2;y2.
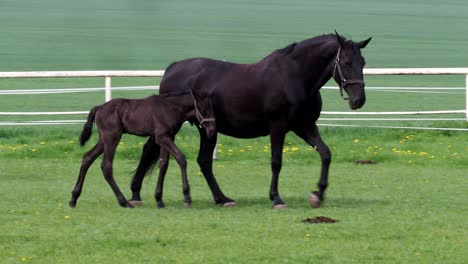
157;136;191;207
101;135;133;208
129;137;160;204
196;127;235;206
69;143;104;208
269;123;287;209
294;124;331;208
155;148;170;208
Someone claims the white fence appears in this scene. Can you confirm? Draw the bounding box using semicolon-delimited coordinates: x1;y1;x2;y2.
0;68;467;129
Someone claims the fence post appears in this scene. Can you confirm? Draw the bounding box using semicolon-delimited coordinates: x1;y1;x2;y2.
105;76;112;102
466;74;468;121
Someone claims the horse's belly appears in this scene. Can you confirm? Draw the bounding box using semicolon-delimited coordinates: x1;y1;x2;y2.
217;121;270;138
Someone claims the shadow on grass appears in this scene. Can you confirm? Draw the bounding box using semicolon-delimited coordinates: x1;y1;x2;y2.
146;195;392;210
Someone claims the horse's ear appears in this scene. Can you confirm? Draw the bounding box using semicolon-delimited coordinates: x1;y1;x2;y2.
335;30;346;47
358;37;372;49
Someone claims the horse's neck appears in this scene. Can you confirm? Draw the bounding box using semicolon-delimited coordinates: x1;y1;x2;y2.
292;41;338;91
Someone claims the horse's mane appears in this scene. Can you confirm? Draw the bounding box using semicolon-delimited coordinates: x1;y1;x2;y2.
296;34;340;48
273;34;342;58
275;43;297;55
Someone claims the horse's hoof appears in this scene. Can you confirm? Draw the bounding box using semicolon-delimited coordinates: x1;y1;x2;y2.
222;201;237;207
69;201;76;208
273;204;288;210
128;200;144;207
309;193;321;208
184;202;191;208
157;202;165;209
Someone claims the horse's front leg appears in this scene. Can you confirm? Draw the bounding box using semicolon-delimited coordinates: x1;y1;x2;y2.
196;127;236;206
269;123;287;209
294;124;331;208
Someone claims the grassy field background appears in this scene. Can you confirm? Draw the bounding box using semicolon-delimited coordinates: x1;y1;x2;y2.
0;0;467;263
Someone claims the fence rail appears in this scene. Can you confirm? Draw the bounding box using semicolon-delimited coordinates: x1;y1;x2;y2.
1;68;467;126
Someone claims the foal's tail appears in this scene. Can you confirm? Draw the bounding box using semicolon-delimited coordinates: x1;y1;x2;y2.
79;106;99;146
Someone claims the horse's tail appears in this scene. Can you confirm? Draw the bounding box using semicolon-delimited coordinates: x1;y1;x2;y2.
79;106;99;146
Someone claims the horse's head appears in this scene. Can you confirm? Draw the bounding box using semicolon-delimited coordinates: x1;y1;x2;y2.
332;32;372;110
191;89;217;139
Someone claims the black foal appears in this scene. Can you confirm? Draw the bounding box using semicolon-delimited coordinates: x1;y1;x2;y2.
69;91;216;208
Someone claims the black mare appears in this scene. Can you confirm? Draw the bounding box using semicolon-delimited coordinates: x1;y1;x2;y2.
130;32;371;208
69;88;216;208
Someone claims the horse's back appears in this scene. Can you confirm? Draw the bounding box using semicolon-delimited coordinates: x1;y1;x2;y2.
160;58;235;93
158;55;319;138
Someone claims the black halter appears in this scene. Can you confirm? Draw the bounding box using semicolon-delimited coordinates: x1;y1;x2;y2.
190;89;216;127
332;47;365;100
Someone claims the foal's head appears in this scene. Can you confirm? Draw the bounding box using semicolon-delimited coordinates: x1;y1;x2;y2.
332;32;372;110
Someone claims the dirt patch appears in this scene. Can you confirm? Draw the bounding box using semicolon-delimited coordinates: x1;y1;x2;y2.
354;160;377;165
301;216;338;224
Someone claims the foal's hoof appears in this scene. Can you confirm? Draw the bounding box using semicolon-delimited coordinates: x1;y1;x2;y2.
221;202;237;207
273;204;288;210
128;200;144;207
309;192;321;208
121;202;134;208
184;202;192;208
69;201;76;208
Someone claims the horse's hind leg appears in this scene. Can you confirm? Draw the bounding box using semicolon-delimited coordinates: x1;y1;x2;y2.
294;124;331;208
101;135;133;208
196;127;235;206
155;148;170;208
129;137;160;205
157;136;191;208
69;143;104;208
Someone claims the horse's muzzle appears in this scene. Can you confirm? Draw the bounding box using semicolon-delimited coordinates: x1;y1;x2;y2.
349;96;366;110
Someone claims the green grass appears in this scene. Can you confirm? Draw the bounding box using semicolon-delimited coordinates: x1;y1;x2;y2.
0;126;467;263
1;0;468;263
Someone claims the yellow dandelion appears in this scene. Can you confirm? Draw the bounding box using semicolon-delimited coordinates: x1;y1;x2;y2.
64;215;71;219
353;139;359;143
40;142;46;145
31;149;37;152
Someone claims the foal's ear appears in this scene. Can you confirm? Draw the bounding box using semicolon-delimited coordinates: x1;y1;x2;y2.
335;30;346;47
357;37;372;49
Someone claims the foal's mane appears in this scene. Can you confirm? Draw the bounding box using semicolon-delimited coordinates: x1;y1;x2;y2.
158;90;190;98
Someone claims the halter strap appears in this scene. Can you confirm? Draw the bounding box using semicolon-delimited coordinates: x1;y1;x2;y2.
333;47;365;100
190;89;216;127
